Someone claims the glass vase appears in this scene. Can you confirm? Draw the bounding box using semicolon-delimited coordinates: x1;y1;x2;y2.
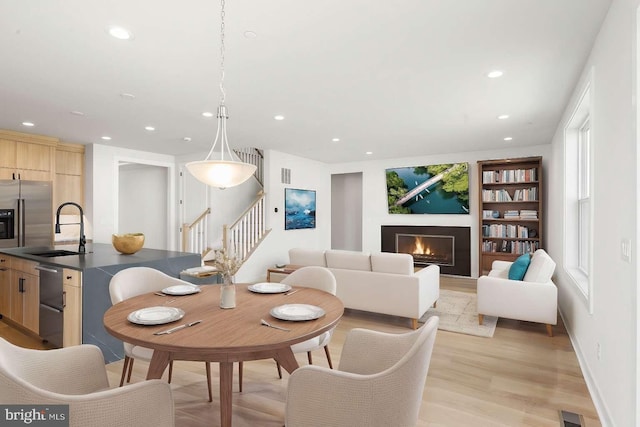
220;275;236;309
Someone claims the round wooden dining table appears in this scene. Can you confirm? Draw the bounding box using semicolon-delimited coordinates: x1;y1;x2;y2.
103;284;344;427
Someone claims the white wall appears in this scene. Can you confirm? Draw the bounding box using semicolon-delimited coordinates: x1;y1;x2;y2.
234;149;332;282
86;143;177;249
328;146;550;277
118;164;168;250
547;1;637;425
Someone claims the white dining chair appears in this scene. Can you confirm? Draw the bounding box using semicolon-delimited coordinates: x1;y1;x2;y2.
109;266;213;402
276;266;338;374
0;337;175;427
238;266;338;391
285;316;439;426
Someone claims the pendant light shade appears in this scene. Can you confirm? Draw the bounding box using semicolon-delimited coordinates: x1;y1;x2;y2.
186;0;257;189
186;159;256;188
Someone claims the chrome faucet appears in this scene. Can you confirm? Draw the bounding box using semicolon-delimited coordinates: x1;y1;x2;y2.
55;202;86;254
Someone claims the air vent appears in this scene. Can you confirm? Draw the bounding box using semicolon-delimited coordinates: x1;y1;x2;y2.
281;168;291;184
559;410;584;427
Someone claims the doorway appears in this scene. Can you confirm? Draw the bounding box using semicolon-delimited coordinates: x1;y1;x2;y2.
118;162;171;250
331;172;363;251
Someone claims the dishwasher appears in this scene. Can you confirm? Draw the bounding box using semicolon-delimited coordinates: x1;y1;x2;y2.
36;264;64;348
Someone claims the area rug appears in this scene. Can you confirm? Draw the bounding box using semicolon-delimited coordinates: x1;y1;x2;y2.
419;290;497;337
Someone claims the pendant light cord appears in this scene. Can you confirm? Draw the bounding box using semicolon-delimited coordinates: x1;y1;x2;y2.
219;0;226;105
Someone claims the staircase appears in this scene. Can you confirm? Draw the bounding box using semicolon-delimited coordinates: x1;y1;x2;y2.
181;148;269;266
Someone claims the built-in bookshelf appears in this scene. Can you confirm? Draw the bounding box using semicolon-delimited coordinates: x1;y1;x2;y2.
478;156;543;275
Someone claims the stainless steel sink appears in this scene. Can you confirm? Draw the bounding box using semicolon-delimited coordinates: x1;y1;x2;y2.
27;250;80;258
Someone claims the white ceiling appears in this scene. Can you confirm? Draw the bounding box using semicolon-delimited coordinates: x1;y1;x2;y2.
0;0;611;163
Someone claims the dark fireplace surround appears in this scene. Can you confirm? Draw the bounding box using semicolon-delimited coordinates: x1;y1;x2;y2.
381;225;471;276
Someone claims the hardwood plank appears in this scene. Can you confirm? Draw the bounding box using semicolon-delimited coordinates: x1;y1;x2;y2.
0;276;601;427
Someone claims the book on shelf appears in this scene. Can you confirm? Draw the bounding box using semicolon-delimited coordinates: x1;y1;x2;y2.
520;209;538;219
481;168;538;184
483;210;500;219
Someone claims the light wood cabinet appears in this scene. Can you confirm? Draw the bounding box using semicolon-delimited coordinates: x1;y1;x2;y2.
477;156;544;275
62;269;82;347
54;143;85;216
9;257;40;334
0;255;11;318
0;131;56;181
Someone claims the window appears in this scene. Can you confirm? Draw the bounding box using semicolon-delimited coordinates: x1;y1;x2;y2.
564;76;593;313
577;119;590;274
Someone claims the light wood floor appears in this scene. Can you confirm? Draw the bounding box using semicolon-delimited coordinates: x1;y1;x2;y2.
1;276;601;427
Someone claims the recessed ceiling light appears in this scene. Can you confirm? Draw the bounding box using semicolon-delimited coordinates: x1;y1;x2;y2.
366;151;373;155
274;115;285;121
107;26;133;40
183;137;192;142
202;111;214;118
488;70;503;78
145;126;155;131
497;114;509;120
21;121;34;127
332;138;340;142
244;31;257;39
504;137;513;141
120;93;136;100
70;110;85;116
101;136;112;141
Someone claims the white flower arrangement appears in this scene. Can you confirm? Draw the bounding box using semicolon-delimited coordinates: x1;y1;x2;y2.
211;248;242;280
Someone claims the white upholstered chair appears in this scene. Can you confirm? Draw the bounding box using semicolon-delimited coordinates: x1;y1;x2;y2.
0;337;175;427
477;249;558;336
278;266;338;373
239;266;338;389
109;266;213;401
285;316;439;427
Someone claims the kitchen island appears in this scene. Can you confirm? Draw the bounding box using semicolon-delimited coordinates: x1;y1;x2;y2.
0;243;201;362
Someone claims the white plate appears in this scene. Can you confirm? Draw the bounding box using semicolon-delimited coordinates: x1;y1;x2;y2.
248;282;292;294
162;284;201;295
127;306;185;325
270;304;326;321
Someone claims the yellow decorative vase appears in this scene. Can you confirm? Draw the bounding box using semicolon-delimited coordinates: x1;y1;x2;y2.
112;233;145;255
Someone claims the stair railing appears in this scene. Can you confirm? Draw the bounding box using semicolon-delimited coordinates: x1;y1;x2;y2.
223;192;270;261
234;148;264;186
181;208;211;255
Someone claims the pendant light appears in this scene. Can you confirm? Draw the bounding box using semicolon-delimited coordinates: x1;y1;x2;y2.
186;0;257;189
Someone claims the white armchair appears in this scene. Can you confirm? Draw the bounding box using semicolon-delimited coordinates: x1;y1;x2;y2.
285;316;439;427
0;337;174;427
477;249;557;336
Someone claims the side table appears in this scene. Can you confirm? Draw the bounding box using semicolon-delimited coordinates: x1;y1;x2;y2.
266;265;302;282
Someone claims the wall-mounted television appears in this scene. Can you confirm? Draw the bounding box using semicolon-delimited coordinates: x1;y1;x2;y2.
386;162;469;214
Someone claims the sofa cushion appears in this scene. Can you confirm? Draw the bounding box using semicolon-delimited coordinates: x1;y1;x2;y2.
325;250;371;271
288;248;327;267
523;249;556;283
370;252;413;275
508;253;531;280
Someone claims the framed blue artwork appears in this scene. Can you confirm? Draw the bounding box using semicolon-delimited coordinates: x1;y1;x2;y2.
285;188;316;230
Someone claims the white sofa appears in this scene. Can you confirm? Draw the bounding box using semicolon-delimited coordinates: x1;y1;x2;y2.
477;249;557;336
274;248;440;329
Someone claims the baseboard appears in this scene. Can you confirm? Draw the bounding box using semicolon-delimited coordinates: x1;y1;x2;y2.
558;308;614;427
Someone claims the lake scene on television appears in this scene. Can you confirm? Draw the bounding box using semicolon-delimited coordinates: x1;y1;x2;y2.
285;188;316;230
386;163;469;214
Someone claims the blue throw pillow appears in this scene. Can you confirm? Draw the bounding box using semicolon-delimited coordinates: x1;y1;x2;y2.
508;253;531;281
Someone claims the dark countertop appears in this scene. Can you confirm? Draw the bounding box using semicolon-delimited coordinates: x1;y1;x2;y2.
0;243;200;271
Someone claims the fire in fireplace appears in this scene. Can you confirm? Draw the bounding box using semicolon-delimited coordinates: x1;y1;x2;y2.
396;234;454;266
381;225;470;276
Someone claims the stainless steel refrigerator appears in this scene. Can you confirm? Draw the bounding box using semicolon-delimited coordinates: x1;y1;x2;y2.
0;180;52;248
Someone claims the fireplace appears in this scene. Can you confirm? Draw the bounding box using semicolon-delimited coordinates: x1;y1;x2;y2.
381;225;471;276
